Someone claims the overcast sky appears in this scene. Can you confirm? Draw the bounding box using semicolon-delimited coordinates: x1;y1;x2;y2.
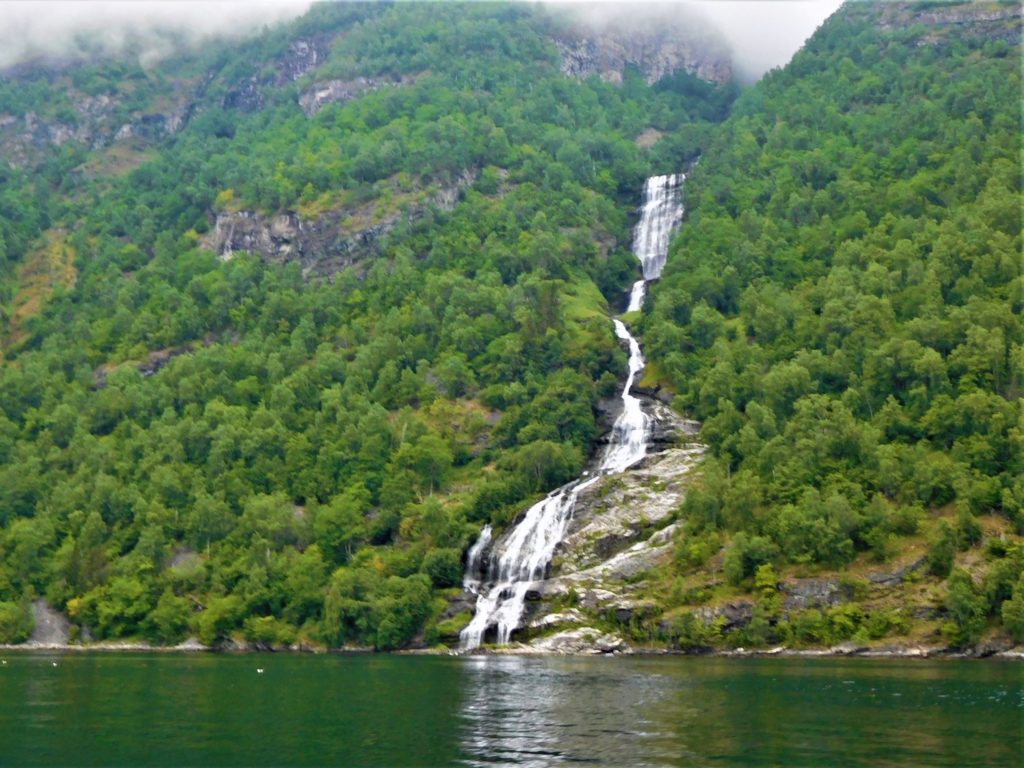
0;0;844;79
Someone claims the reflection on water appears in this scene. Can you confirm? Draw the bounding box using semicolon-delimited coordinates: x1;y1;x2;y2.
459;656;687;767
457;655;1023;768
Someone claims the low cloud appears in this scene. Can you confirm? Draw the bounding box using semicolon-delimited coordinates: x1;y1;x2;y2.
1;1;844;81
0;1;312;70
545;0;845;82
696;0;844;81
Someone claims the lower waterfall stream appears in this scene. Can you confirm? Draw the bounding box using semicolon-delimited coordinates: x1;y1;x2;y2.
459;174;685;650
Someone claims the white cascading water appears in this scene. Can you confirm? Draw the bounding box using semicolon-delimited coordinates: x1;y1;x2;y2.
626;173;685;313
459;174;685;651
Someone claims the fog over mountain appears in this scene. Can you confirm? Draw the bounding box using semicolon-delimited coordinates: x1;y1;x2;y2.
696;0;844;80
0;1;313;69
1;1;842;80
547;0;845;82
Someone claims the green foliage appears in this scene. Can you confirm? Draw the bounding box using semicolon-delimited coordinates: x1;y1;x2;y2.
648;3;1022;600
723;533;778;586
0;0;1019;651
927;522;956;579
665;612;725;650
197;595;245;646
942;569;988;648
145;589;192;645
1001;575;1024;643
0;601;33;644
421;549;463;589
0;0;742;649
242;615;298;647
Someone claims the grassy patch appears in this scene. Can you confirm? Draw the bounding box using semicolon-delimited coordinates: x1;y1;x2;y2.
4;229;76;350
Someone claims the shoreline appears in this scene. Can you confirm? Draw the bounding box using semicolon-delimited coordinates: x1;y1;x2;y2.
2;640;1021;660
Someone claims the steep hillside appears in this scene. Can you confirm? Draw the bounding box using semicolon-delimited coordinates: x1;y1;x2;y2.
1;1;1019;656
0;2;735;649
633;0;1022;653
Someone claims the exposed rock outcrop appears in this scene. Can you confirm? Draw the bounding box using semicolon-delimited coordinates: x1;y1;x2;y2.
1;101;185;168
555;36;730;86
872;1;1021;45
277;39;328;83
298;75;416;117
693;600;755;632
866;556;926;586
779;578;852;612
223;38;330;113
512;410;705;642
551;441;704;579
527;627;630;655
203;171;475;277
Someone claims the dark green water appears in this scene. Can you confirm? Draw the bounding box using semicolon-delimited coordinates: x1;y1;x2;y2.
0;652;1020;767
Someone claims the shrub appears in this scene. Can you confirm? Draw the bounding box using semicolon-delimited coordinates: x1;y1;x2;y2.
242;615;297;647
0;601;33;644
942;569;987;648
1000;576;1024;643
927;521;955;578
421;548;463;588
723;533;778;586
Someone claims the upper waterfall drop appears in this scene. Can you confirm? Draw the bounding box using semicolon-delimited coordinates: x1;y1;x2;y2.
626;173;685;313
458;173;684;651
600;319;649;475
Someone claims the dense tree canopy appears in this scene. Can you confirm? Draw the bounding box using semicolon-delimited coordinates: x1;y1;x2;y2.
645;2;1021;644
0;2;733;648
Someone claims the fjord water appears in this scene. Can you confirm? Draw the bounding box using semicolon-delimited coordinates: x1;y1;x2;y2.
1;653;1020;767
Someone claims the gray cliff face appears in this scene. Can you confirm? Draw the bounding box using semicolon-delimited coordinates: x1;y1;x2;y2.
872;2;1021;46
222;38;330;113
0;37;330;168
555;33;731;86
202;171;475;278
548;5;733;86
0;92;189;169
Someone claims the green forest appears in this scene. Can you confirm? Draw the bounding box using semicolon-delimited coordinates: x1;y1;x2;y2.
0;1;1020;652
644;2;1022;650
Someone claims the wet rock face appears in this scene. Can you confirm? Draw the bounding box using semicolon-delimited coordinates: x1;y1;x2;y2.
1;96;187;167
223;77;264;113
277;39;327;83
519;438;704;642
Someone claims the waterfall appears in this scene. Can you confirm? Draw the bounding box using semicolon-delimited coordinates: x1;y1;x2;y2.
600;319;649;474
626;173;685;313
462;524;492;592
459;174;684;651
